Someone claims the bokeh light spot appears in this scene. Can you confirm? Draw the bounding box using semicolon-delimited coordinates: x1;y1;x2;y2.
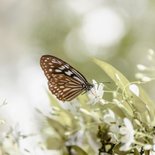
81;8;125;47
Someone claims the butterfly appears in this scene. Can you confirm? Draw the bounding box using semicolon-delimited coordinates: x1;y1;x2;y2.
40;55;93;101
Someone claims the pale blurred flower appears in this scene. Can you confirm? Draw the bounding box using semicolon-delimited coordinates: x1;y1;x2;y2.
65;129;85;147
129;84;139;96
103;110;116;125
58;100;80;115
136;49;155;82
144;144;152;150
88;80;104;104
135;73;144;79
148;49;155;55
65;117;85;147
103;110;120;143
144;136;155;154
135;73;152;82
153;137;155;151
148;49;155;61
137;64;147;71
141;76;152;82
0;119;5;125
150;151;155;155
29;148;60;155
119;118;134;151
1;126;22;155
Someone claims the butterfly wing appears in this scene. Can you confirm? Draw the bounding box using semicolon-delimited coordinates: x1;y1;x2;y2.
48;74;84;101
40;55;92;101
40;55;88;83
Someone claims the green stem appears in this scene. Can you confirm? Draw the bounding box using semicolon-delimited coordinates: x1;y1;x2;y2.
135;131;152;139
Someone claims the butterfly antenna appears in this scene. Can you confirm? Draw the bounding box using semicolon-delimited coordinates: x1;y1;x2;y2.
101;81;111;84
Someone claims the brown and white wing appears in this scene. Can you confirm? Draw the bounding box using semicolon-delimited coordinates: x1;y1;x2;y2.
40;55;89;84
48;74;84;101
40;55;91;101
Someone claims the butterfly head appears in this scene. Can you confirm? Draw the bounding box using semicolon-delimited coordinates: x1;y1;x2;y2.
83;82;94;91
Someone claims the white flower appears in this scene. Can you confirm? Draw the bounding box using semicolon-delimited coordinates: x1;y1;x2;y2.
144;144;152;150
129;84;139;96
65;129;85;146
103;110;116;125
88;80;104;104
119;118;134;151
141;76;152;82
150;151;155;155
65;118;85;147
58;100;80;115
80;108;100;122
148;49;154;55
148;49;154;61
137;64;147;71
103;110;120;143
135;73;152;82
144;136;155;154
152;136;155;152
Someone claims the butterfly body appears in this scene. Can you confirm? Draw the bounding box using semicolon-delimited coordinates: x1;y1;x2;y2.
40;55;93;101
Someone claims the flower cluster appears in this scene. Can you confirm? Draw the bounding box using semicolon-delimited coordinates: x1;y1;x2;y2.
42;57;155;155
1;56;155;155
136;49;155;82
103;110;134;151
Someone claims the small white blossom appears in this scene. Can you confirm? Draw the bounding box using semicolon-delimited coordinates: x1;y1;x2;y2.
146;136;155;154
65;129;85;146
88;80;104;104
141;76;152;82
148;49;155;55
137;64;147;71
153;145;155;152
148;49;155;61
135;73;152;82
119;118;134;151
150;151;155;155
0;119;5;125
129;84;139;96
152;136;155;151
144;144;152;150
135;73;144;79
58;100;80;114
80;108;100;122
103;110;116;125
65;118;85;147
103;110;120;143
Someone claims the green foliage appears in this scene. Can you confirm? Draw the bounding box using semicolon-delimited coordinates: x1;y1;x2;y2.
94;58;155;124
40;58;155;155
1;58;154;155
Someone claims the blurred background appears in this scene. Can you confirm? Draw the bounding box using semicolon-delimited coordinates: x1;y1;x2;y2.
0;0;155;154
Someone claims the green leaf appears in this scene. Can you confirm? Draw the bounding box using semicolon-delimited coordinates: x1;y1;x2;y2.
46;137;63;149
68;145;88;155
134;148;141;155
93;58;155;123
100;103;132;119
47;91;61;108
47;117;66;140
93;58;129;88
113;144;129;155
144;150;150;155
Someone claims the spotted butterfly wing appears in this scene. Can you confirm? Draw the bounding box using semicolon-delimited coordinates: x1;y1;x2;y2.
40;55;93;101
